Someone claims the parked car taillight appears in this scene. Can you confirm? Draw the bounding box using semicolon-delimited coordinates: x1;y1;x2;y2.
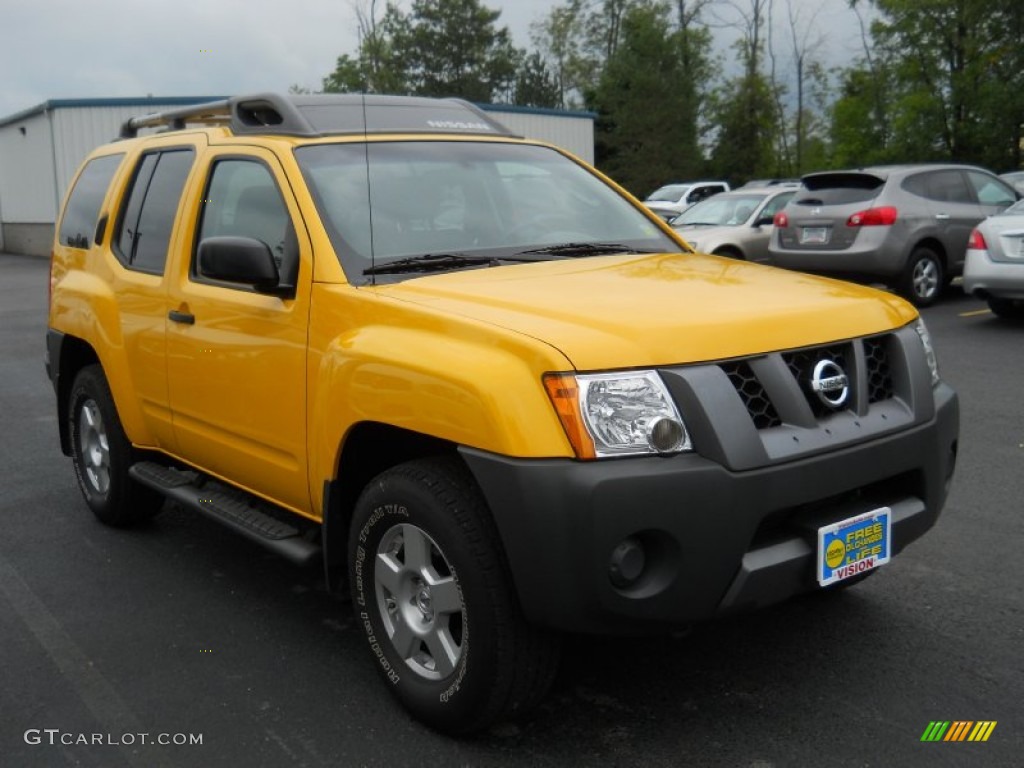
846;206;898;226
967;228;987;250
773;211;789;228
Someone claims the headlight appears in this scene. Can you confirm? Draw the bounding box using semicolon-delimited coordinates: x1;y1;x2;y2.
544;371;691;458
913;317;940;386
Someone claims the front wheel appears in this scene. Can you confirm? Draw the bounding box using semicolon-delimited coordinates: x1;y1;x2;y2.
68;365;163;526
899;247;944;307
348;457;559;735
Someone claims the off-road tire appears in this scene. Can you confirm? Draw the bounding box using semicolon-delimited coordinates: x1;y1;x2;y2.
68;365;163;526
348;456;559;735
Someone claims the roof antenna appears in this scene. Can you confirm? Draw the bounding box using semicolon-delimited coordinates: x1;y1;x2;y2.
361;93;376;286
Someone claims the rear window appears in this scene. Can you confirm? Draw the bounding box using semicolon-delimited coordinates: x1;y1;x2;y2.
794;173;884;206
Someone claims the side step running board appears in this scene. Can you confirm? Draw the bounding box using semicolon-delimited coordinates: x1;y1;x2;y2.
130;462;320;567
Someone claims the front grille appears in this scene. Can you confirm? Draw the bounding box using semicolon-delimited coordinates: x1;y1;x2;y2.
782;343;851;418
719;334;898;430
864;336;894;403
722;360;782;429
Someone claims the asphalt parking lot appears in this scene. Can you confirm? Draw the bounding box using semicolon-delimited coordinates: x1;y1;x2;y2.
1;251;1021;767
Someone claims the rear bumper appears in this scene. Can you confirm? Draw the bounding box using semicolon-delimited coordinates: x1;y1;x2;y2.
963;250;1024;299
768;240;906;280
461;383;958;635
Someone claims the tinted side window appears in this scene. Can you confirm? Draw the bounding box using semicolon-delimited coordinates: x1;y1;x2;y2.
902;170;974;203
966;171;1016;207
900;173;930;199
929;170;973;203
59;154;123;249
195;159;297;287
115;149;195;274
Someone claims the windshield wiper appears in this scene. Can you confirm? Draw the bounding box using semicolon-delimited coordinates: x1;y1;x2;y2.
515;242;653;257
363;253;496;276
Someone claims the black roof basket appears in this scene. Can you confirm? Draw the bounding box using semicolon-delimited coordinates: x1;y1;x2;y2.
120;92;519;140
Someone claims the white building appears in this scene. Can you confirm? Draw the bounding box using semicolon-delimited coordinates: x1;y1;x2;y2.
0;96;595;256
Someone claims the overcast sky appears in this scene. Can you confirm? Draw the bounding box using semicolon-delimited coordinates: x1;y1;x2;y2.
1;0;868;119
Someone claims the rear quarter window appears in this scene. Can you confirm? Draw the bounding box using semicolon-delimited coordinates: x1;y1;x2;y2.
901;170;973;203
58;154;124;248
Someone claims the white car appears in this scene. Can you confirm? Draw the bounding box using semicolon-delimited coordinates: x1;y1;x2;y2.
963;199;1024;318
644;181;729;221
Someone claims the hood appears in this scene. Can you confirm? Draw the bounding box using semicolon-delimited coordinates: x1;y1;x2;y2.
375;252;917;371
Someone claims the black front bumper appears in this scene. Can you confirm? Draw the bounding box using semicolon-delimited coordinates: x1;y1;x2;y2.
460;383;958;635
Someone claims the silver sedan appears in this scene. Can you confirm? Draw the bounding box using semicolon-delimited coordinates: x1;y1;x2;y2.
963;199;1024;318
672;188;795;262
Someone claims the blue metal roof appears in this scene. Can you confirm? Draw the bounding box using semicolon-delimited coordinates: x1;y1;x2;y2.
479;102;596;120
1;96;594;129
0;97;228;128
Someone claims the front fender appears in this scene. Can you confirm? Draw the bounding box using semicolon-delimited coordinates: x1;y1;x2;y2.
307;303;577;498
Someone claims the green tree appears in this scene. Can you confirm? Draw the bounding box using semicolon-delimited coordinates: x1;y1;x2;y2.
707;71;779;184
831;0;1024;170
530;0;591;108
830;66;897;168
589;3;711;195
707;0;780;183
322;0;519;103
401;0;518;102
514;52;561;108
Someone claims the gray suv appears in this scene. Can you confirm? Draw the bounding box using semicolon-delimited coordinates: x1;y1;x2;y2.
768;165;1018;306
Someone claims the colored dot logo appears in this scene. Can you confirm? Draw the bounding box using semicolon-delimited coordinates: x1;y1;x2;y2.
825;538;846;569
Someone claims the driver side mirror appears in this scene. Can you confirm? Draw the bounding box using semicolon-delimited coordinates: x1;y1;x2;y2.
197;236;292;297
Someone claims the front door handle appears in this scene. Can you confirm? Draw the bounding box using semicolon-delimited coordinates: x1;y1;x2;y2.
934;213;951;220
168;310;195;325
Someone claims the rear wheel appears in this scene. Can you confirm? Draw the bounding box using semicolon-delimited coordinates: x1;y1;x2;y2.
68;365;163;526
899;247;944;307
348;456;559;735
987;297;1024;318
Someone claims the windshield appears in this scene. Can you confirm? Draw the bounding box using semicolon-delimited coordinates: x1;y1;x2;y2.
645;184;688;203
295;141;675;283
674;194;768;226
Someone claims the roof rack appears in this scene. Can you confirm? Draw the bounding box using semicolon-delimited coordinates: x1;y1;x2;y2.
119;92;519;140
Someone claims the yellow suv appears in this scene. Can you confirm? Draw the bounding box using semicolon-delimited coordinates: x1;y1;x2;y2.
46;93;959;734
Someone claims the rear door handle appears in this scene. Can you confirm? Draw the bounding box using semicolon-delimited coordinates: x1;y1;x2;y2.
168;310;195;325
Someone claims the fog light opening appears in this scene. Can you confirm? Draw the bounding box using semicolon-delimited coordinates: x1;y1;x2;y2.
609;537;646;588
648;417;685;454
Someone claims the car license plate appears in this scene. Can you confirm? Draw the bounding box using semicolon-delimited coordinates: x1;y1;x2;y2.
800;226;830;245
817;508;891;586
